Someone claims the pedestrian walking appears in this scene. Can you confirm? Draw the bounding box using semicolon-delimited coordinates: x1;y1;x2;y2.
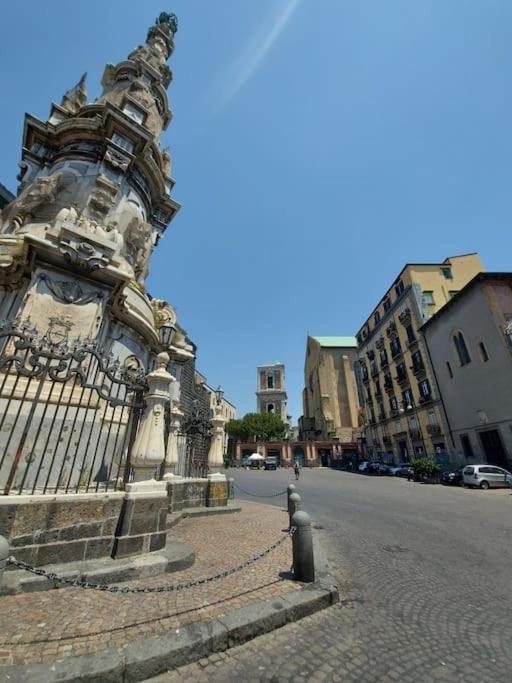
294;461;301;480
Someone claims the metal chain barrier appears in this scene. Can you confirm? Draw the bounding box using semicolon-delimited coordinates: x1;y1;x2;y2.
233;482;290;498
6;528;295;594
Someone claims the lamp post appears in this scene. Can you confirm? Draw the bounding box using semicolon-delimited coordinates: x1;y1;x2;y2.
159;319;176;350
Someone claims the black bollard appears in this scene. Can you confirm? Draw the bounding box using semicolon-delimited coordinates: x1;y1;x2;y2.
288;492;301;529
291;510;315;583
0;535;9;588
287;483;296;510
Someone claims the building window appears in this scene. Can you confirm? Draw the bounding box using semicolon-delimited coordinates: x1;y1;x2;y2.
402;388;412;407
422;291;434;306
449;290;459;299
446;361;453;378
123;101;146;125
418;379;431;400
267;403;275;413
380;349;388;367
395;281;405;298
441;267;453;280
374;311;381;325
383;298;391;312
390;396;398;412
453;332;471;366
405;324;416;344
267;375;274;389
427;410;438;427
460;434;474;459
111;132;134;153
478;342;489;362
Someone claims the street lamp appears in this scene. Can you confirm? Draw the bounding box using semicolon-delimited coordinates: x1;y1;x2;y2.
401;397;427;458
159;320;176;349
215;385;224;405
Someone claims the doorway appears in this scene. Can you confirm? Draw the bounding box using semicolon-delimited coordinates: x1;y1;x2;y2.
479;430;509;469
293;446;305;466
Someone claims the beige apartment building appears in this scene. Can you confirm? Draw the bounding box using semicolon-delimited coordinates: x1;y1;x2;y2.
421;273;512;470
301;336;361;442
356;253;483;463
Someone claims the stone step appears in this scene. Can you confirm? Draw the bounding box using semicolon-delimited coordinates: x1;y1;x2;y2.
2;537;195;596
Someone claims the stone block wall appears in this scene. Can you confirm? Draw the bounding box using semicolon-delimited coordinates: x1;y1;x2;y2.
166;477;227;511
113;493;169;558
0;493;124;567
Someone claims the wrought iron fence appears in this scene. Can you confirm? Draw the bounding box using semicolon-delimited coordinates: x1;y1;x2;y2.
0;319;146;495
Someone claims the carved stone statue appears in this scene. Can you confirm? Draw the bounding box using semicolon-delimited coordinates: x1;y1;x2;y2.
4;172;67;232
124;218;154;286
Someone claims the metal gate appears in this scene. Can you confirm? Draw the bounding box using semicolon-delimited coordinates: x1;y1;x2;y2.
0;319;146;495
175;399;211;478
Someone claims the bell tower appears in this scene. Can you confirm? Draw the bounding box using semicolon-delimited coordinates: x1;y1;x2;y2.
256;363;288;422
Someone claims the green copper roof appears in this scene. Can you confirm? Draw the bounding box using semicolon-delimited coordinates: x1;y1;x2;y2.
311;336;357;348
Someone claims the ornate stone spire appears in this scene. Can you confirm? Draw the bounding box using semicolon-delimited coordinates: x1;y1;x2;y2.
61;73;87;114
97;13;178;140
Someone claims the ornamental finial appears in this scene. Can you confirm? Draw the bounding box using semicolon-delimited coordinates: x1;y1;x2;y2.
156;12;178;34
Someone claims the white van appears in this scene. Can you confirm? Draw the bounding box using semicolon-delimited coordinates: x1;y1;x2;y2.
462;465;512;490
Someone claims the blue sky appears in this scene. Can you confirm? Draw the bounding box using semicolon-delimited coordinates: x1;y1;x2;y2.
1;1;512;420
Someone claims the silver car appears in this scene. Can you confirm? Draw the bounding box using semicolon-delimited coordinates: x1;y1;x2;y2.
462;465;512;490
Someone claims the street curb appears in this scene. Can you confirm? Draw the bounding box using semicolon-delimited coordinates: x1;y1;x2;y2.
2;581;338;682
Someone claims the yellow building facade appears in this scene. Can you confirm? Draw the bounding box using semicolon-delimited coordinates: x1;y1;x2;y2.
356;253;483;462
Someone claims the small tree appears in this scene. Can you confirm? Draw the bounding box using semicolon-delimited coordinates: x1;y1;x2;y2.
225;413;287;443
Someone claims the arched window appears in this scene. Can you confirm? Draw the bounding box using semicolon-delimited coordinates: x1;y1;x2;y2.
453;331;471;366
267;403;275;413
267;375;274;389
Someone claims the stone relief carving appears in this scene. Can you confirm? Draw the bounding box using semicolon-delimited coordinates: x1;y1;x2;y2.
38;273;102;305
104;147;130;173
150;298;177;328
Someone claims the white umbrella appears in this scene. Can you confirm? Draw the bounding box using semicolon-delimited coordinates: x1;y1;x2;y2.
248;453;265;461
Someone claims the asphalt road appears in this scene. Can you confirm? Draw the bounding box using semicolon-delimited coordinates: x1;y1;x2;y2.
153;468;512;682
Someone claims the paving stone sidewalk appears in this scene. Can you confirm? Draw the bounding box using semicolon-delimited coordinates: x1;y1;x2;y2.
0;501;299;668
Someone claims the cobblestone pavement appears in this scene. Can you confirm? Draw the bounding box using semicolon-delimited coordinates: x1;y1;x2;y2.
151;469;512;683
0;502;298;667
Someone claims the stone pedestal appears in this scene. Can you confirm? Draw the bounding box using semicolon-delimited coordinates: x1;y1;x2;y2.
207;473;228;508
164;401;183;474
131;353;174;482
113;479;168;558
207;406;227;474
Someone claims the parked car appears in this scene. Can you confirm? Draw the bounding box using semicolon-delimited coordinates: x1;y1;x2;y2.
463;465;512;490
395;465;414;478
375;463;392;475
264;456;278;471
358;461;370;473
441;468;464;486
388;463;409;476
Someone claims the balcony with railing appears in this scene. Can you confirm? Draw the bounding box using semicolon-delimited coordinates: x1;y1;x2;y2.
390;340;402;359
386;321;397;338
410;428;422;441
375;336;385;350
411;360;425;376
395;368;408;385
426;423;441;435
384;378;394;393
398;307;411;324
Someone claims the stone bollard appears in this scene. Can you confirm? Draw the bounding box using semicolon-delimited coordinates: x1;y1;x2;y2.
228;477;235;501
291;510;315;583
288;492;301;529
286;484;297;510
0;535;9;588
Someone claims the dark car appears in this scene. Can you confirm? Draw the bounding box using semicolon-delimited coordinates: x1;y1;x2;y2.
441;468;463;486
264;456;278;470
